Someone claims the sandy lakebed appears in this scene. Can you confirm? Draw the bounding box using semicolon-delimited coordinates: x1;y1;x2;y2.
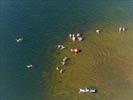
48;21;133;100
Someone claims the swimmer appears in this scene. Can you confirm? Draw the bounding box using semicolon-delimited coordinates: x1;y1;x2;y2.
77;37;83;41
69;34;72;39
76;33;81;37
26;64;33;68
96;29;100;34
59;69;64;74
57;45;65;50
72;36;76;41
16;37;23;43
61;61;66;65
63;57;68;62
56;66;60;71
119;27;122;32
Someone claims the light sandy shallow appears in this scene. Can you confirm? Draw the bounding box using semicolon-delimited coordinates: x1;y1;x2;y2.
48;21;133;100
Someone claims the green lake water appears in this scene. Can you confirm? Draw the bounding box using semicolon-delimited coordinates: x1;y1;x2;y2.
0;0;133;100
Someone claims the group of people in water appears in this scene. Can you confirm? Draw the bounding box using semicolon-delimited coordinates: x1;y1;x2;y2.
16;36;33;69
118;27;126;32
15;26;127;71
56;33;83;74
56;56;69;74
56;26;127;93
69;33;83;41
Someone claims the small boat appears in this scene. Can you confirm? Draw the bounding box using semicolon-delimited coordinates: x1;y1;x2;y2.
70;48;81;54
79;88;97;93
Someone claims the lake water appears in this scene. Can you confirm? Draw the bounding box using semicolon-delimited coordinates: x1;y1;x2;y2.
0;0;133;100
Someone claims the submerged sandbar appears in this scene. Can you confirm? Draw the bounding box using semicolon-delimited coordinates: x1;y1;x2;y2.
48;22;133;100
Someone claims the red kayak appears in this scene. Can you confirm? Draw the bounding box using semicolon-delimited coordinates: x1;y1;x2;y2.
70;48;81;54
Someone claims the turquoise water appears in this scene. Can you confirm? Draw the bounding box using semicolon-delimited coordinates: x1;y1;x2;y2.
0;0;133;100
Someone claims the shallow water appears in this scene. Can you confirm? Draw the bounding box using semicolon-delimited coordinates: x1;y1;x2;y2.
0;0;133;100
49;21;133;100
